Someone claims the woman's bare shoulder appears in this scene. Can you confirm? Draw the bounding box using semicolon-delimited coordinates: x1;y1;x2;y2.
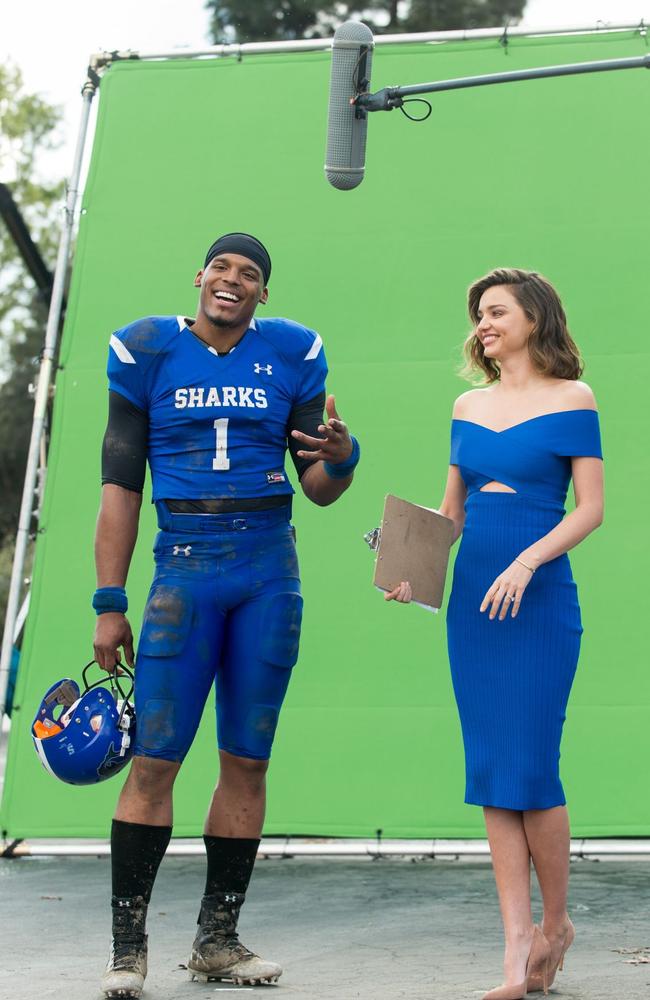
554;379;598;410
452;387;492;419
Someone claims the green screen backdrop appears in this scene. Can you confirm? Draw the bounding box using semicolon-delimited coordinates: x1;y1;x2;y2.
2;30;649;839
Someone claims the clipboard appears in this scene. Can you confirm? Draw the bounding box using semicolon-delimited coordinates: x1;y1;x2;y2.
372;494;454;612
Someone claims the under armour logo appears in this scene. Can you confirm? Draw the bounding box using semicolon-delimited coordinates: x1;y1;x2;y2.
224;893;238;903
173;545;192;557
254;363;272;375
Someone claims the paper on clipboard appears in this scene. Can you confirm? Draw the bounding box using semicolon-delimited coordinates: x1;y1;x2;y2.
372;494;454;612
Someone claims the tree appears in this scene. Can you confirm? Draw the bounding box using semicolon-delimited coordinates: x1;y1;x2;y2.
0;64;63;627
206;0;527;43
0;65;62;363
207;0;338;43
0;299;42;630
398;0;526;32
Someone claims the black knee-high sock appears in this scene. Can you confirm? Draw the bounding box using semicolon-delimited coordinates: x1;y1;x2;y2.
203;836;259;896
111;819;172;903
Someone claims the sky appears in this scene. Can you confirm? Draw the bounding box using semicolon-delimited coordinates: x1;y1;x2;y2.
2;0;649;180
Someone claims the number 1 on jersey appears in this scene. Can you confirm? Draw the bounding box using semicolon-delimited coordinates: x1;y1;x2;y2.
213;418;230;471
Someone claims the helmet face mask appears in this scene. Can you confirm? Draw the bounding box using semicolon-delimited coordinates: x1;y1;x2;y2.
32;662;136;785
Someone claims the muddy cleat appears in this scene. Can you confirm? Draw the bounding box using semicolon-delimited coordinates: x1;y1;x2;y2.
101;895;148;998
187;891;282;985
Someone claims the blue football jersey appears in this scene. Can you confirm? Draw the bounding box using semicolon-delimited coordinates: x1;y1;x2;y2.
107;315;328;500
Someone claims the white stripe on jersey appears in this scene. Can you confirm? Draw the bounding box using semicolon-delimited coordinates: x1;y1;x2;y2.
304;332;323;361
109;334;136;364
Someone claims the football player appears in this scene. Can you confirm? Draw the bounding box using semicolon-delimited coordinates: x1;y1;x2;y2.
93;233;359;997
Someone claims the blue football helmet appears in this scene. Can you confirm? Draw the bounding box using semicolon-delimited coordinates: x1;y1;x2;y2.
32;661;136;785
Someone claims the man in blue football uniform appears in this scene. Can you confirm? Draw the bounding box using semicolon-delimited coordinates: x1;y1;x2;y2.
93;233;360;998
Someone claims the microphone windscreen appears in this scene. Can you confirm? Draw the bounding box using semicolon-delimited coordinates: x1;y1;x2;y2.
325;21;374;190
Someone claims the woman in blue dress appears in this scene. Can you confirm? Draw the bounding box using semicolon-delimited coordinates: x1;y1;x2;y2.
387;269;604;1000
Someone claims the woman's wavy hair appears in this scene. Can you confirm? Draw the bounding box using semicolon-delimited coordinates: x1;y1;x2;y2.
462;268;583;384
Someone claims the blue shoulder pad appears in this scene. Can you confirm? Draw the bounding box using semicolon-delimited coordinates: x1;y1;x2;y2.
112;315;181;358
108;315;181;410
255;317;328;405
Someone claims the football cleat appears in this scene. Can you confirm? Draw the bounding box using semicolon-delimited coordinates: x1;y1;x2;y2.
101;896;148;999
101;937;148;998
187;891;282;985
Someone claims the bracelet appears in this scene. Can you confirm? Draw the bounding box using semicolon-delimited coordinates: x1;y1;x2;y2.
515;557;535;575
324;435;360;480
92;586;128;616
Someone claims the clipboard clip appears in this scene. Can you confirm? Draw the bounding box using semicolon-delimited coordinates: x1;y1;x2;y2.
363;526;382;551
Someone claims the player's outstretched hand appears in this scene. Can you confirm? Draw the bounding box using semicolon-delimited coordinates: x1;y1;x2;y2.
384;581;413;603
291;394;353;465
93;613;135;674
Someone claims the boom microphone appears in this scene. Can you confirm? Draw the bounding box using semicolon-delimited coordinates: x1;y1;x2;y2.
325;21;374;190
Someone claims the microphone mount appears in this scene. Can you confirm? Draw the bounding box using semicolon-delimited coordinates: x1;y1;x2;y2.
353;44;372;120
356;52;650;113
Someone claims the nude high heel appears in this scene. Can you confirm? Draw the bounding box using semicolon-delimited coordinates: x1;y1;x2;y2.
527;920;575;993
481;925;551;1000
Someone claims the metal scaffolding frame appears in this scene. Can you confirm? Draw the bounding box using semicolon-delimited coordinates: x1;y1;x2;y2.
97;18;649;62
4;836;650;859
0;81;97;731
1;17;648;855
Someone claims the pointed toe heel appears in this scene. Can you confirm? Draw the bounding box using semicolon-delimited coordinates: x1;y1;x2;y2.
528;919;575;992
482;926;550;1000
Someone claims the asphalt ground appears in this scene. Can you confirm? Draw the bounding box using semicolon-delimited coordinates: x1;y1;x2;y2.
1;854;649;1000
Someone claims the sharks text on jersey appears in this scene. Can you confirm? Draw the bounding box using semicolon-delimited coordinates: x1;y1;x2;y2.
174;386;268;409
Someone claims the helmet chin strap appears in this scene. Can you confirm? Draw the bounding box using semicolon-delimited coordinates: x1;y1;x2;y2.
60;699;81;728
116;702;133;756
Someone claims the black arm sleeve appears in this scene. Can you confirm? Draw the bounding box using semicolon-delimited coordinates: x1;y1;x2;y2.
101;390;148;493
287;390;326;480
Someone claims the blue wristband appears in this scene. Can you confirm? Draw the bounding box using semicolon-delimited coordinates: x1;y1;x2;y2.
324;435;360;480
92;587;128;616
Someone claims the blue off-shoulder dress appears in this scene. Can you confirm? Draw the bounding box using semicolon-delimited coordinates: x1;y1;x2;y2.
446;409;603;811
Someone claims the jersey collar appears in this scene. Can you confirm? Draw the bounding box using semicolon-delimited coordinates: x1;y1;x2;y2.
178;315;257;358
177;316;257;333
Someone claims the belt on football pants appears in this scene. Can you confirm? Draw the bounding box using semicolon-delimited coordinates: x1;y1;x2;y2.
164;495;291;514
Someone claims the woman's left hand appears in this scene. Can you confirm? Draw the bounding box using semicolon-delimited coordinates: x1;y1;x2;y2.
385;581;413;603
480;559;535;620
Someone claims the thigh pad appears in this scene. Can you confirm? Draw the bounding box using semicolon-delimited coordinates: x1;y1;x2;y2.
216;588;303;761
259;591;303;668
134;579;220;761
138;584;194;657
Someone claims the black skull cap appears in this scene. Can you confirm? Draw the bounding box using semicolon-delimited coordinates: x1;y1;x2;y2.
204;232;271;285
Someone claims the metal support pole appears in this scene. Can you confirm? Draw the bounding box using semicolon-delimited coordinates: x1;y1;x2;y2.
359;53;650;111
131;21;650;61
4;837;650;858
0;80;98;744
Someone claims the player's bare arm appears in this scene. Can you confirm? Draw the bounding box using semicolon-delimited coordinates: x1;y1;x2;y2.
93;483;141;671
